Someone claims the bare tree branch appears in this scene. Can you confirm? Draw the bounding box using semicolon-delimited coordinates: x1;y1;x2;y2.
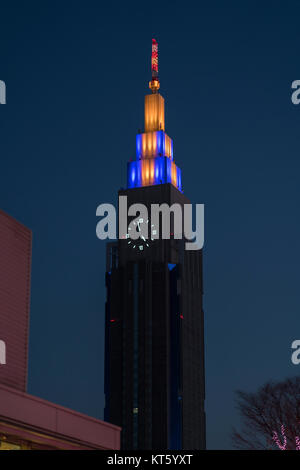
232;376;300;450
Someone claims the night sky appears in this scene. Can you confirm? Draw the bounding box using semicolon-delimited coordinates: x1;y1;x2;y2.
1;0;300;449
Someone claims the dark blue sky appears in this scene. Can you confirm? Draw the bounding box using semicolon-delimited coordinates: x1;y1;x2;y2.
1;0;300;449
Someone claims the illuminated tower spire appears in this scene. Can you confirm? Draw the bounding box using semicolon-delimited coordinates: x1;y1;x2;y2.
149;38;160;93
127;40;182;192
105;38;206;451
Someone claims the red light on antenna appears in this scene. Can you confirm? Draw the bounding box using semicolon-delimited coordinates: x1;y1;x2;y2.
151;39;158;78
110;319;116;323
180;314;184;319
149;39;160;93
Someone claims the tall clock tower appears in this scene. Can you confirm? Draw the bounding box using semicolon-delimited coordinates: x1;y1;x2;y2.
104;40;206;450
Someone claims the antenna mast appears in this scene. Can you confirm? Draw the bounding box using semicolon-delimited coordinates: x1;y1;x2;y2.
149;39;160;93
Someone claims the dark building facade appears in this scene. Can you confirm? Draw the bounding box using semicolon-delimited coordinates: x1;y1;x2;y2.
104;41;205;450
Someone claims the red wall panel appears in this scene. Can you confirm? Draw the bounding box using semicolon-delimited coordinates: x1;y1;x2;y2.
0;210;31;391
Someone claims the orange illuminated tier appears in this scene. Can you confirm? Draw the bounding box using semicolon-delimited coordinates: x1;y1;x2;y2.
144;93;165;132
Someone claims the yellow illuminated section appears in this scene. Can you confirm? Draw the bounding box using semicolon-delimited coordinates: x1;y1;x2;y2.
164;134;172;159
138;131;173;159
137;159;178;187
144;93;165;132
171;161;177;187
141;159;155;186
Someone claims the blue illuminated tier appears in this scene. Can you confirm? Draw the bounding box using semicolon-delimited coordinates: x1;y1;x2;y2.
127;156;182;192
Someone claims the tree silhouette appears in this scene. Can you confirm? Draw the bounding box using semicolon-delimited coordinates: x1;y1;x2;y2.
232;376;300;450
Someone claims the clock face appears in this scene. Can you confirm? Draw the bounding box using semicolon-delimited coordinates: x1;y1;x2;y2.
126;218;157;252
